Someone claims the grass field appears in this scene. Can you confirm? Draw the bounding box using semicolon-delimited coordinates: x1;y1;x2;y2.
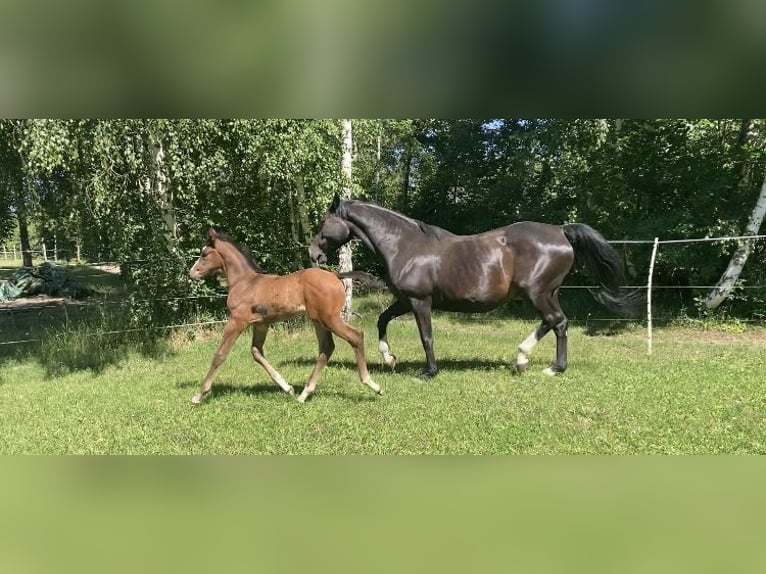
1;290;765;454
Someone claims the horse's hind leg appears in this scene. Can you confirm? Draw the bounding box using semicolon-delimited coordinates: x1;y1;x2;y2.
519;288;568;375
376;299;410;370
250;324;295;396
326;314;382;396
297;322;335;403
515;321;552;373
192;318;246;404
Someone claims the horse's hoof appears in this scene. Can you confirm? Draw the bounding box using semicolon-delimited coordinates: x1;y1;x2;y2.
388;355;397;371
191;393;204;405
416;370;438;380
516;362;528;374
542;367;563;376
286;385;295;395
297;393;309;403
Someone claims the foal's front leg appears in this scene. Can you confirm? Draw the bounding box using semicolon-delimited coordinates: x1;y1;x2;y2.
192;318;246;404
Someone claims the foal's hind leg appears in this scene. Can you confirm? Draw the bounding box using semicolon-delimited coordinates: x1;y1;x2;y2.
297;322;335;403
376;299;410;370
250;323;295;396
326;314;382;397
192;318;246;404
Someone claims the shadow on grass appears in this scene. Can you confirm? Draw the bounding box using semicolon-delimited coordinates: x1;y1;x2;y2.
175;379;379;404
288;356;519;375
582;320;638;337
0;265;172;377
0;298;170;377
0;327;170;378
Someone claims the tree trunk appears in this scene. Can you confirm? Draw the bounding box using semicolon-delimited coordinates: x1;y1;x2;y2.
339;120;353;321
703;170;766;309
286;181;302;269
146;127;175;251
17;202;33;267
735;119;756;189
401;147;412;207
295;174;311;256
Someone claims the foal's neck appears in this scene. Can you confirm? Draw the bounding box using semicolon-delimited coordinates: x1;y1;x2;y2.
218;242;261;284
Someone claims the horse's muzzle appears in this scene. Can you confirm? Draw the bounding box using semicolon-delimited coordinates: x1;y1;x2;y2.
308;244;327;267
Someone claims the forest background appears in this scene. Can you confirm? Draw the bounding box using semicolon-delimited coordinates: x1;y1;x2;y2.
2;119;765;327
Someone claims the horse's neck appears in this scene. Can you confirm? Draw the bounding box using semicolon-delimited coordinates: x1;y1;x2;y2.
218;243;259;284
346;204;416;269
349;203;415;244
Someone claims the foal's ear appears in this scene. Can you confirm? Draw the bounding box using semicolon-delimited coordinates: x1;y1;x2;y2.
329;192;340;213
207;227;219;241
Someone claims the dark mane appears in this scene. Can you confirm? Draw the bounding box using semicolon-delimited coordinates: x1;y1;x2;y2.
213;232;264;273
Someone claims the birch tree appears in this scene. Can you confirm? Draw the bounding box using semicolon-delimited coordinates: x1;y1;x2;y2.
339;119;354;321
703;169;766;309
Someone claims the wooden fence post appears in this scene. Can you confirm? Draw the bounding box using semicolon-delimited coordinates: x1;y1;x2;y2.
647;237;660;356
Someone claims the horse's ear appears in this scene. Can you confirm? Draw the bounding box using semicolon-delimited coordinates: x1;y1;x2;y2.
208;228;219;241
329;192;340;213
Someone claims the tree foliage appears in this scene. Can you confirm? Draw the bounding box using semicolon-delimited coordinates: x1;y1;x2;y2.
1;118;765;323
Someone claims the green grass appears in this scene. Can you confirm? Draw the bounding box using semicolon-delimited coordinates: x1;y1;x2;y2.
1;294;765;454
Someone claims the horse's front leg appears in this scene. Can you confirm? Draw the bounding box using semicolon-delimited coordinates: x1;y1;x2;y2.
376;299;411;370
192;318;246;404
410;297;438;379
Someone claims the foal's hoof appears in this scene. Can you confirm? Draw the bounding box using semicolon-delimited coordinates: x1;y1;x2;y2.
386;355;397;371
516;362;528;374
542;367;564;376
191;393;206;405
285;385;295;395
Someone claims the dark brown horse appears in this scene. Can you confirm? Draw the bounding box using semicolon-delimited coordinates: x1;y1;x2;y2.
189;228;382;404
309;195;638;378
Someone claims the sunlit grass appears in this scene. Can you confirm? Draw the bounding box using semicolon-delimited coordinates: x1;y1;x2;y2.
1;295;765;454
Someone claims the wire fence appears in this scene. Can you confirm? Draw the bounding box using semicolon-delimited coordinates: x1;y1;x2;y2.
2;234;766;350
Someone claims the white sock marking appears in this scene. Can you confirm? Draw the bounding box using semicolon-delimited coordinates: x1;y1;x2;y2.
379;340;396;367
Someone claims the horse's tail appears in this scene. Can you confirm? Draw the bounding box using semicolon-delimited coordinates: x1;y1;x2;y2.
562;223;644;318
335;271;388;290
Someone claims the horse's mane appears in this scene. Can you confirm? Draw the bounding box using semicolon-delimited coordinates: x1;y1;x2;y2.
213;232;264;273
341;201;454;240
416;220;454;239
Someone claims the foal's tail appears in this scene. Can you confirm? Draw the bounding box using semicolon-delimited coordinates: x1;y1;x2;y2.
335;271;388;290
562;223;644;318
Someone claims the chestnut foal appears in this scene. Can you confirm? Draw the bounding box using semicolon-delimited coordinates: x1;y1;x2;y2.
189;228;382;404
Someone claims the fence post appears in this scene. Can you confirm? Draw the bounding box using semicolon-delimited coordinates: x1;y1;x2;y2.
647;237;660;355
42;242;48;262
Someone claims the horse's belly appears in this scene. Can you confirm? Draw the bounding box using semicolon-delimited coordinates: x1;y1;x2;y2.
434;299;503;313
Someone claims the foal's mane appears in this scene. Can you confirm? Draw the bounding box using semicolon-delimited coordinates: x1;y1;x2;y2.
341;200;454;240
213;232;264;273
